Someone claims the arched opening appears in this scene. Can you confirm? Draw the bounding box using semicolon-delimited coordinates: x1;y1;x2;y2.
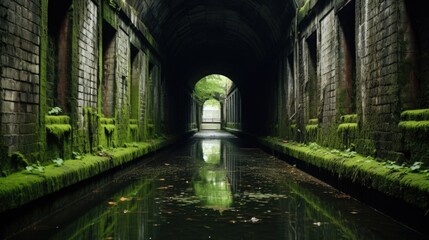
402;1;429;110
201;99;221;130
192;74;234;131
47;0;73;113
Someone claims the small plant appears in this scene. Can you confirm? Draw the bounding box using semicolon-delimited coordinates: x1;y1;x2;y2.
382;160;405;172
48;107;62;115
26;161;45;173
52;158;64;167
309;142;321;150
340;148;357;158
410;161;423;172
72;151;82;160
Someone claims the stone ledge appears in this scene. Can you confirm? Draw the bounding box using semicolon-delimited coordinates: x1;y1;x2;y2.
259;137;429;213
0;137;176;213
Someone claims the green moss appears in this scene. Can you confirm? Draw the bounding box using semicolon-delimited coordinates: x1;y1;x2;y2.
337;123;358;149
0;136;176;213
128;124;139;142
298;0;310;20
340;114;357;123
305;124;319;143
46;124;72;139
45;115;70;125
401;109;429;121
398;121;429;131
102;124;116;134
337;123;358;132
103;0;118;29
399;120;429;164
259;137;429;212
100;118;115;125
308;118;318;125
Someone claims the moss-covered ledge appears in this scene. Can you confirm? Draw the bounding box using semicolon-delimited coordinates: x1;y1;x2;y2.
259;137;429;213
0;137;176;213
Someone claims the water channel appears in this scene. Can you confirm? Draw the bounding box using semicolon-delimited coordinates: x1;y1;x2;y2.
1;131;427;239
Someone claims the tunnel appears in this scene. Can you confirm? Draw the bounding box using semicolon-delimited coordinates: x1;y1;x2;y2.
1;0;429;238
133;0;297;135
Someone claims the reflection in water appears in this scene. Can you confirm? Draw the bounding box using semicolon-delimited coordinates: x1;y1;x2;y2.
51;179;160;240
3;132;427;239
194;140;233;210
201;140;221;164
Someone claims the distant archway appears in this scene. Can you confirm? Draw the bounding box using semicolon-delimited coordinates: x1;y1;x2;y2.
193;74;233;130
201;99;221;130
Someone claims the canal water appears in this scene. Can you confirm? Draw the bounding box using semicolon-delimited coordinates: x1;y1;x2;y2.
1;131;427;239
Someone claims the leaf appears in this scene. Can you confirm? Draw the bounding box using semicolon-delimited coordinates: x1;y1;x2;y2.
410;162;423;172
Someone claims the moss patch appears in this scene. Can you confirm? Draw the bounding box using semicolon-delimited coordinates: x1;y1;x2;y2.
399;121;429;131
259;137;429;212
401;109;429;121
340;114;357;123
46;124;72;139
0;136;176;213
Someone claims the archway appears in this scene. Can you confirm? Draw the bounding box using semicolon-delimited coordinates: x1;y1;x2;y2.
201;99;221;130
192;74;234;131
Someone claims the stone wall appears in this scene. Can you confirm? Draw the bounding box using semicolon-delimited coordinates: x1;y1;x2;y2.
225;87;241;130
0;0;165;174
0;0;41;164
267;0;429;164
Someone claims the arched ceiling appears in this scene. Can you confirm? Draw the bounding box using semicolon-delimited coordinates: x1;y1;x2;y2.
127;0;296;89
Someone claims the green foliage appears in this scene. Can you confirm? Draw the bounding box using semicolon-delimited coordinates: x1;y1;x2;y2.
410;161;423;172
193;74;232;103
26;161;45;173
204;98;221;107
48;107;63;115
52;158;64;167
72;151;82;160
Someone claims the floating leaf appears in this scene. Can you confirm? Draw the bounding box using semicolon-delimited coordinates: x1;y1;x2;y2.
119;197;130;202
250;217;260;223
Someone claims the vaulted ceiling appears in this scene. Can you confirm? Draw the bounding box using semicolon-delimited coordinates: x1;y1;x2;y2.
127;0;296;88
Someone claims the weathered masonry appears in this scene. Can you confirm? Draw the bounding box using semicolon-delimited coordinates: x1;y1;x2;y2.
1;0;429;225
0;0;166;172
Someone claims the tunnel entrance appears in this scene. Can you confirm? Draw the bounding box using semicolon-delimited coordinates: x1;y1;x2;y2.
192;74;233;131
201;99;221;130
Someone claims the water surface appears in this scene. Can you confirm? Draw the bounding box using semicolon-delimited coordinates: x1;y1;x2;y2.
1;131;427;239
